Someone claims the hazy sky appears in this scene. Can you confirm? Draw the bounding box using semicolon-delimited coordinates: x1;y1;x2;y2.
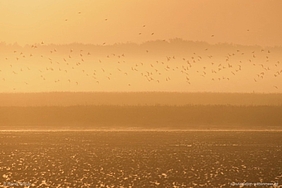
1;0;282;93
1;0;282;46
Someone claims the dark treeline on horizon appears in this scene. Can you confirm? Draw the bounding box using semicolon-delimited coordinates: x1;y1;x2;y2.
1;38;282;56
0;105;281;130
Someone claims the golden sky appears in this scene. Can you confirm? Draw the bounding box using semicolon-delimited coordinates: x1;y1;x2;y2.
1;0;282;93
1;0;282;46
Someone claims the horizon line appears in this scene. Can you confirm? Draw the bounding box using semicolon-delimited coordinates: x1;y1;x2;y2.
1;38;282;48
1;91;282;94
1;129;282;132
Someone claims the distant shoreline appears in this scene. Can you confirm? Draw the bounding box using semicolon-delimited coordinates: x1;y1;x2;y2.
1;105;281;130
1;129;282;132
1;92;282;106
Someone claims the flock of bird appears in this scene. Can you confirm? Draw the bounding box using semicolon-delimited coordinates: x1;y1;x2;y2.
1;42;282;92
0;13;282;92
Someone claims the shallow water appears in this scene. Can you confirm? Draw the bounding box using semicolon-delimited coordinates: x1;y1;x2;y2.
0;131;281;187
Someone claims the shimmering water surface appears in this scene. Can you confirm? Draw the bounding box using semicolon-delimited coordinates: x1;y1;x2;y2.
0;131;281;187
